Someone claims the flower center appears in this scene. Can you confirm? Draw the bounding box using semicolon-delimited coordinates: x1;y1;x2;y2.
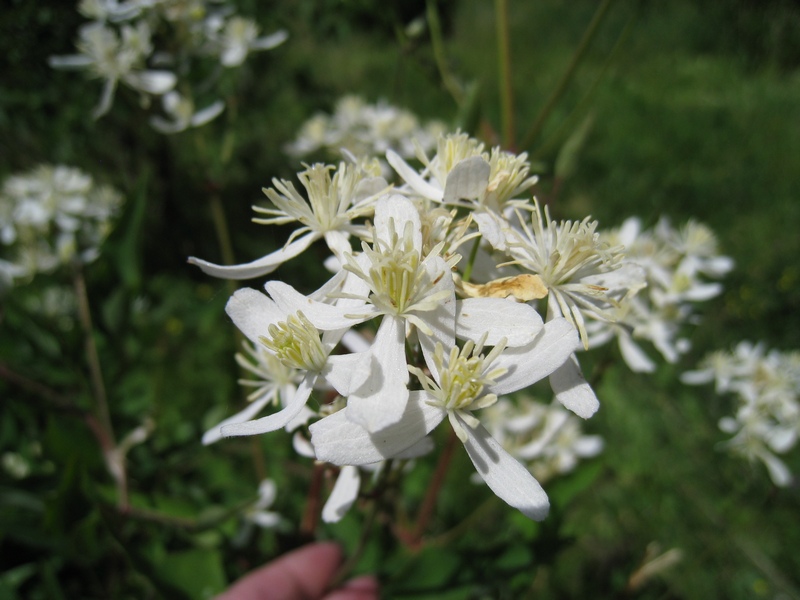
259;311;327;372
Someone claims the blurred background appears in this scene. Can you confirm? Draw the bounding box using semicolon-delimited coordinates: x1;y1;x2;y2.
1;0;799;598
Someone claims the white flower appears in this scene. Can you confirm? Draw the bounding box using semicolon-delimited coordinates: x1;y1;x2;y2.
264;194;458;432
483;397;604;482
150;91;225;134
285;95;447;164
211;16;288;67
216;286;374;438
49;21;176;118
0;165;123;282
188;161;389;280
309;315;582;521
502;199;625;347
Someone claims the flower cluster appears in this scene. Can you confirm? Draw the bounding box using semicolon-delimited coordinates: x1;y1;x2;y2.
0;165;123;288
49;0;287;125
482;396;604;483
588;217;733;372
194;131;654;520
682;342;800;486
284;95;447;165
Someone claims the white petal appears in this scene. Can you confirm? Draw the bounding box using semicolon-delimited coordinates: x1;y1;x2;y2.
310;391;445;465
573;435;604;457
222;374;315;437
472;210;507;251
374;194;422;250
292;431;316;458
225;287;284;345
125;70;176;94
491;318;581;395
149;116;186;134
188;231;319;279
757;449;792;487
202;391;277;445
250;511;281;528
442;156;490;204
456;298;543;347
92;78;118;119
618;332;656;373
265;280;374;329
345;316;409;432
190;100;226;127
386;150;443;201
461;420;550;521
323;352;374;397
549;354;599;419
48;54;94;69
251;30;289;51
322;465;361;523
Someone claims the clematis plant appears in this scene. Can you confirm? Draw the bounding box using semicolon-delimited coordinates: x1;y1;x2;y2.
196;129;684;526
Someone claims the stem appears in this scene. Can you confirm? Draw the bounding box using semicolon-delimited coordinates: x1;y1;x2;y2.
409;428;460;548
300;462;326;538
427;0;463;105
520;0;614;150
329;492;379;589
461;235;482;284
533;11;635;160
208;189;236;269
73;264;114;443
495;0;515;148
73;264;128;508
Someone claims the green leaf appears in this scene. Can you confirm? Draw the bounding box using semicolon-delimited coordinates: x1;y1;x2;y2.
156;548;227;599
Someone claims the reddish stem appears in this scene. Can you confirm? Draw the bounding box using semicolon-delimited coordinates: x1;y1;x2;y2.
408;428;460;549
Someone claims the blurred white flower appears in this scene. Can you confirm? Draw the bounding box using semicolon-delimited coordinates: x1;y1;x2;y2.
0;165;123;284
482;397;603;483
210;16;288;67
286;95;447;164
684;342;799;486
49;21;175;118
150;91;225;134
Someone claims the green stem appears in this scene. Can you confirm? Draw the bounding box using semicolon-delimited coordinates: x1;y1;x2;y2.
73;264;127;508
495;0;515;148
461;235;482;283
520;0;614;150
427;0;463;105
533;11;635;160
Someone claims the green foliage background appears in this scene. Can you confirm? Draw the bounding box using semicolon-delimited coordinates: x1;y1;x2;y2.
1;0;799;598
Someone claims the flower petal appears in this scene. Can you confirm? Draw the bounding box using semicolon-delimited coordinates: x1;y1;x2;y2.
461;419;550;521
221;373;316;437
202;391;277;445
345;316;409;432
386;150;443;201
322;465;360;523
189;231;319;280
310;391;445;465
225;287;285;344
374;194;422;250
265;280;375;329
549;354;600;419
442;156;490;204
456;298;543;347
491;318;581;395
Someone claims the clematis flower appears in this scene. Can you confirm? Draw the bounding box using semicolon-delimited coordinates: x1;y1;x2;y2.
309;315;582;520
211;16;288;68
188;161;389;279
49;21;176;118
264;194;458;432
214;286;374;438
149;91;225;134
